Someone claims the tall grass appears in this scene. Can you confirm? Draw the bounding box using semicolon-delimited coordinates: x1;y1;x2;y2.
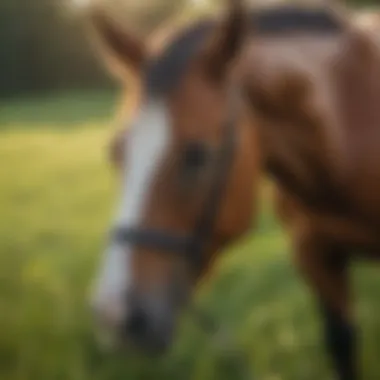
1;93;380;380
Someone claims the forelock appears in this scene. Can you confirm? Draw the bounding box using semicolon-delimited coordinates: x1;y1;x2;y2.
143;20;215;97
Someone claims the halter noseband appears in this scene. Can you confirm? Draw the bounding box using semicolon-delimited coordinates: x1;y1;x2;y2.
112;91;238;276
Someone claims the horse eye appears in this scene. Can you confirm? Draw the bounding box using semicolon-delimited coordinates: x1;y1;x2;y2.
182;142;209;171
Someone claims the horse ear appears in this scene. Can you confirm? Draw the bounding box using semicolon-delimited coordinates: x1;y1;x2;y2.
88;8;147;77
205;0;249;81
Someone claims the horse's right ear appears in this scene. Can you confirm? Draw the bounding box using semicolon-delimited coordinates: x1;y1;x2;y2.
204;0;248;82
87;8;147;77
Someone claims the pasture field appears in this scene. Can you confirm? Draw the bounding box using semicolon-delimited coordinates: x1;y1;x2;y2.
1;92;380;380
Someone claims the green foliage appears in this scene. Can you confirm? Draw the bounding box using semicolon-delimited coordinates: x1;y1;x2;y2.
0;0;115;96
0;0;191;97
1;92;380;380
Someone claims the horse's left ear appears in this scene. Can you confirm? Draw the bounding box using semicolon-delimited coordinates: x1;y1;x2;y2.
205;0;249;81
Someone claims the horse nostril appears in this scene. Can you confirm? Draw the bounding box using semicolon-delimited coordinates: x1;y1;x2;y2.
124;308;149;338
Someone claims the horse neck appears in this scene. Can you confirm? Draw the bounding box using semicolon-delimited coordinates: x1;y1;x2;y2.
333;26;380;147
240;27;380;213
238;35;353;212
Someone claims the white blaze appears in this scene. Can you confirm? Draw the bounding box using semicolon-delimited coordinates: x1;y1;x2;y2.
91;100;171;327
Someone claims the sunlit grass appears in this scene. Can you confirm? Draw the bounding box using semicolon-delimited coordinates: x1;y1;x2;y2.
1;94;380;380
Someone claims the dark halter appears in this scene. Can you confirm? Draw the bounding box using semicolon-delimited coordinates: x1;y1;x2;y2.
112;91;238;276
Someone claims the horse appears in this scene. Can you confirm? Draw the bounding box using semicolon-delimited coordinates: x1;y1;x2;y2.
86;1;380;379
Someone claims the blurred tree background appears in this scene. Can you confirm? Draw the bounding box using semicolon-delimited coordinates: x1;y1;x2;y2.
0;0;377;98
0;0;198;98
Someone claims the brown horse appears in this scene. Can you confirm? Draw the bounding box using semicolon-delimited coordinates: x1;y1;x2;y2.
87;1;380;379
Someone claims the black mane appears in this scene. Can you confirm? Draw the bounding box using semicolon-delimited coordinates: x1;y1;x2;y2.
144;5;345;96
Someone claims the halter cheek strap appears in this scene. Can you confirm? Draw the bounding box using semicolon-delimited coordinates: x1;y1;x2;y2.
112;89;239;276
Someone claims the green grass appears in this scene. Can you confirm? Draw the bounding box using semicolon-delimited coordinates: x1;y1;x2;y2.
0;90;118;129
1;93;380;380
